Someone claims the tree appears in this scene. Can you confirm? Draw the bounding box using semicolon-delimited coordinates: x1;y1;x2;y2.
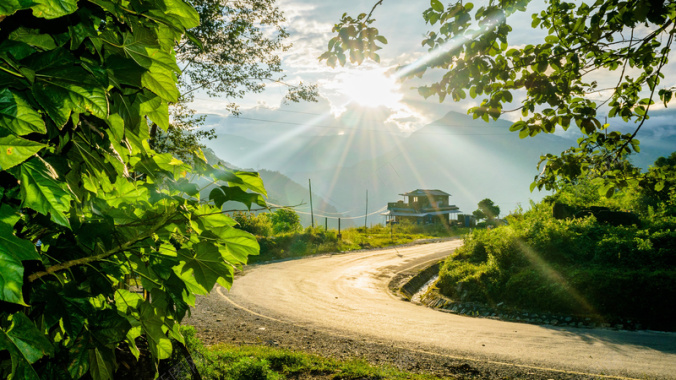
473;198;500;221
152;0;318;161
0;1;265;379
321;0;676;198
270;208;302;234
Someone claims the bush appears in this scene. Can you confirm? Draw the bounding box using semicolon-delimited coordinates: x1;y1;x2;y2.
437;183;676;329
233;212;273;236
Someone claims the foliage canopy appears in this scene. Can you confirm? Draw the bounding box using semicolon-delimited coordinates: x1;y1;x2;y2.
321;0;676;198
0;1;267;379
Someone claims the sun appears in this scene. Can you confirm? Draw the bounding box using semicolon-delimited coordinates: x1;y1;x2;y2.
336;69;403;108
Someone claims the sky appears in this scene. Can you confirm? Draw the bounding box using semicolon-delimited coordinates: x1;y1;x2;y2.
188;1;676;216
190;1;676;138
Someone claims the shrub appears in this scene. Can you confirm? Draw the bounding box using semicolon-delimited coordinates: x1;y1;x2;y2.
437;182;676;329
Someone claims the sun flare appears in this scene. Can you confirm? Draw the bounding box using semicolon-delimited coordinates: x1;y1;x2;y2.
336;70;402;108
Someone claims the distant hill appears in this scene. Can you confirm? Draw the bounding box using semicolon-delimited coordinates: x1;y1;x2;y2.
203;110;675;222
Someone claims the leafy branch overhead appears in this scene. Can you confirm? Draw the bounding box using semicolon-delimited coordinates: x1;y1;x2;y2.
0;1;268;379
321;0;676;195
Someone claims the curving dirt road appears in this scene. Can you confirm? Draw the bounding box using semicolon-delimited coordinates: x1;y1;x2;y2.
211;240;676;379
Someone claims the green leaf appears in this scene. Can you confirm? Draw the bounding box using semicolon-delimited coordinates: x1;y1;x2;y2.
138;303;172;360
142;64;179;102
218;227;259;267
0;134;47;171
0;0;33;16
430;0;444;12
194;205;237;234
66;338;89;379
176;242;235;294
0;248;26;305
114;289;143;313
0;313;54;380
100;177;148;208
0;204;39;261
0;88;46;136
30;0;78;19
138;91;169;131
375;35;388;44
8;27;57;50
209;186;266;210
20;158;73;227
88;346;115;380
32;77;108;128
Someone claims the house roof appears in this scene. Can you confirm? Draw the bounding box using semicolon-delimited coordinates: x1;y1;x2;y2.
399;189;451;197
382;209;461;217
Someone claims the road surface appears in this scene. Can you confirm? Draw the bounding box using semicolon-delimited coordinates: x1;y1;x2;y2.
217;240;676;379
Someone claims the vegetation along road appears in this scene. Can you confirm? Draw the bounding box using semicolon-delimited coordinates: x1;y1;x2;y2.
205;240;676;379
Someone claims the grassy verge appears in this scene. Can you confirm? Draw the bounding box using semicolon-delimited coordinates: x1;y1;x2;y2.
436;184;676;331
174;326;443;380
250;224;469;264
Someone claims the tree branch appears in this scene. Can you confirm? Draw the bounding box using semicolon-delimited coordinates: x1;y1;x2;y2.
28;211;180;283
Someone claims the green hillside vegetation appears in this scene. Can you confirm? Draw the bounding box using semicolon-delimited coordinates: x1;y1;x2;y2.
437;157;676;330
232;210;468;263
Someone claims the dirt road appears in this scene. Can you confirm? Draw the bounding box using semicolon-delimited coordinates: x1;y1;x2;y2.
191;240;676;379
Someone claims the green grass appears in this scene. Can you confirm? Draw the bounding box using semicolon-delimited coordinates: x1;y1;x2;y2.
250;224;469;264
176;326;444;380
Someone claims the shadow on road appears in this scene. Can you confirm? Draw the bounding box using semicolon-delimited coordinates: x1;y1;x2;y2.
541;325;676;355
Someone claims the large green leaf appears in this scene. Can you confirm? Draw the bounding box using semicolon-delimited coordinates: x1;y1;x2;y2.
0;88;46;136
0;313;54;380
209;185;266;210
99;177;148;208
30;0;78;19
0;249;26;305
0;134;47;171
66;338;89;379
139;303;172;360
137;91;168;131
32;76;108;128
142;63;179;102
88;346;115;380
175;242;234;294
8;27;57;50
218;227;259;266
19;158;72;227
148;0;200;30
0;0;33;16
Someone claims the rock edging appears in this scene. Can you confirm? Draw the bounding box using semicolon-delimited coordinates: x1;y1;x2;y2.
420;291;644;331
397;261;644;331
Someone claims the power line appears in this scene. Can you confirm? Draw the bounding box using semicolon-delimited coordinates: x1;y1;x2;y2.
213;115;513;136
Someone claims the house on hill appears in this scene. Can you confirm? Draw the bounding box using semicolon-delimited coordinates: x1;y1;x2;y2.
384;189;461;225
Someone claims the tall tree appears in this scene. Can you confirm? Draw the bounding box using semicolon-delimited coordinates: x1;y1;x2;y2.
321;0;676;197
152;0;318;161
0;1;265;378
476;198;500;220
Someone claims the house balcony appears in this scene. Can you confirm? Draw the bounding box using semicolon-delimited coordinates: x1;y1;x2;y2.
387;202;459;214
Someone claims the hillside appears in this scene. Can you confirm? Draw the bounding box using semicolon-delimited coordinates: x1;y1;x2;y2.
203;110;675;220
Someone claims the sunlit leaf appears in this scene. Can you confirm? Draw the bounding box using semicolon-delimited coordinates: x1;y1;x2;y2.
0;135;47;171
19;158;73;227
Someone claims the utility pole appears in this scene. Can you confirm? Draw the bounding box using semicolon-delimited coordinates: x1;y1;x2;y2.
338;218;341;239
364;189;368;231
309;179;314;228
325;217;328;231
390;217;394;242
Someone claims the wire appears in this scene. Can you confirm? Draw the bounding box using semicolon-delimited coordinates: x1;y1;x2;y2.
210;115;513;136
